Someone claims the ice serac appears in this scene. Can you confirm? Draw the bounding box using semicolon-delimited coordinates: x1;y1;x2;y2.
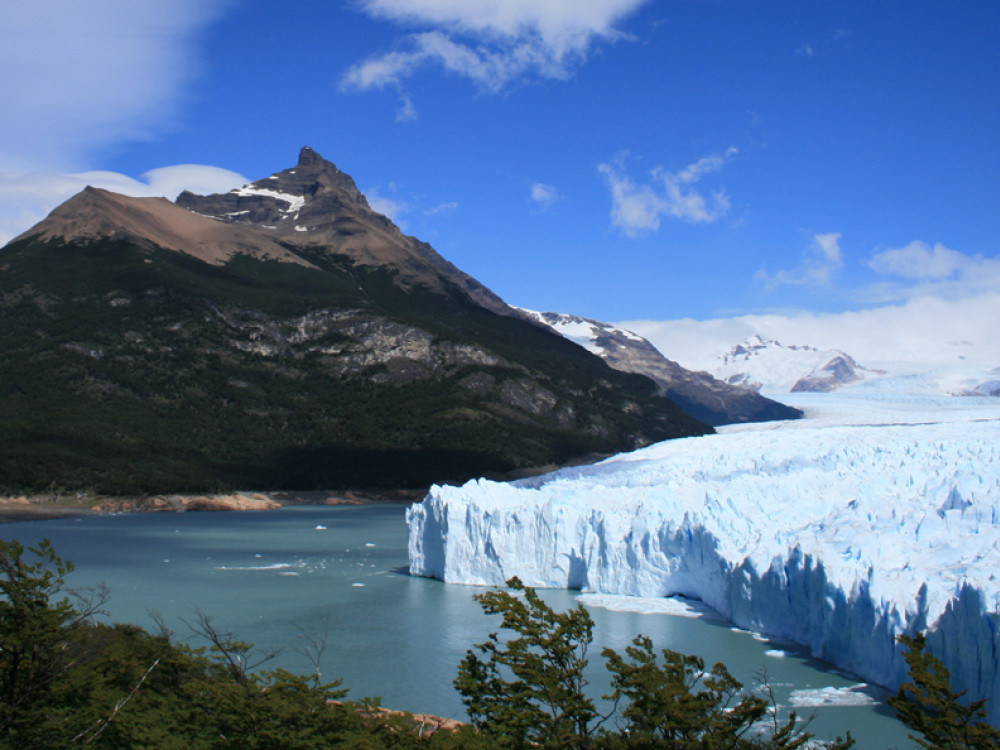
407;400;1000;720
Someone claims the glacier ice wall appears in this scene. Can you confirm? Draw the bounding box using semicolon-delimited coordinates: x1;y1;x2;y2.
408;411;1000;718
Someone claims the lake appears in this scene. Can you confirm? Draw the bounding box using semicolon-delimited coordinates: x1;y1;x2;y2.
0;503;916;748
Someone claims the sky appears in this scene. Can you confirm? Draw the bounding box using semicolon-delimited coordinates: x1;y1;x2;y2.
1;0;998;371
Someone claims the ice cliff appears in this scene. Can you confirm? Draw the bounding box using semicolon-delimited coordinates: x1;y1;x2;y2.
407;394;1000;719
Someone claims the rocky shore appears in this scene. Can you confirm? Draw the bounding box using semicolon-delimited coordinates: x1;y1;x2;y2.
0;488;426;523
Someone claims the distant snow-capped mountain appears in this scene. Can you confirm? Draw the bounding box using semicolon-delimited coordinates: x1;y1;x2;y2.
713;335;882;393
518;310;801;426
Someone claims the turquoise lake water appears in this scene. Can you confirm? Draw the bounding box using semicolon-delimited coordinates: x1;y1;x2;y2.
0;503;916;748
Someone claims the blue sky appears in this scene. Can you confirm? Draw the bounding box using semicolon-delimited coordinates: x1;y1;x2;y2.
1;0;998;366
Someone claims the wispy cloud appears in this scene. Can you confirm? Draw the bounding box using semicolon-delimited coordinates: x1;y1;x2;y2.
0;1;232;171
396;93;419;122
530;182;559;212
341;0;651;96
868;240;987;280
861;240;1000;304
365;184;459;228
425;201;458;216
598;148;737;235
365;186;412;228
0;166;247;246
757;232;843;289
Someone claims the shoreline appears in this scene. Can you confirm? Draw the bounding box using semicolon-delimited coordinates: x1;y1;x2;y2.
0;488;428;524
0;457;604;525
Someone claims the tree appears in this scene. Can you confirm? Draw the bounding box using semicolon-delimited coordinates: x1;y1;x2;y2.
889;634;1000;750
456;578;854;750
603;635;852;749
455;577;602;748
0;538;106;749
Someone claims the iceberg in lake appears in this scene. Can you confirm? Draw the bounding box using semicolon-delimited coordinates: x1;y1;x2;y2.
407;393;1000;719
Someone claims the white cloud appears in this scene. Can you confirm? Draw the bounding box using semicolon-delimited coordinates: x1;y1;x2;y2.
0;1;232;171
425;201;458;216
619;292;1000;375
0;166;247;246
397;93;419;122
860;241;1000;305
868;240;983;280
342;0;650;94
530;182;559;211
598;149;737;235
366;185;460;227
365;187;411;228
757;232;843;289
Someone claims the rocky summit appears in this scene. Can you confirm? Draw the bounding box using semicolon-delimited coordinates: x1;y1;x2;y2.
0;148;711;495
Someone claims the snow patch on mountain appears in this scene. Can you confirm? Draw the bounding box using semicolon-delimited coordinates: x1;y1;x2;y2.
232;184;306;215
517;307;643;357
714;335;880;393
407;391;1000;719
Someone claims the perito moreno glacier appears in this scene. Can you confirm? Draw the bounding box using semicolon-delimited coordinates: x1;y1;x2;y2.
407;389;1000;720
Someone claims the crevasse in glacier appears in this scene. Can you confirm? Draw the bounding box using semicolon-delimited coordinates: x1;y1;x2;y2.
407;395;1000;719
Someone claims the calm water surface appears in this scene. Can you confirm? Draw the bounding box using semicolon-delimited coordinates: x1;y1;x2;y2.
1;504;915;749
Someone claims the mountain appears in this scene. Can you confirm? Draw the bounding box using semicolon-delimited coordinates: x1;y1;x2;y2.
518;310;801;425
0;147;710;495
713;335;882;393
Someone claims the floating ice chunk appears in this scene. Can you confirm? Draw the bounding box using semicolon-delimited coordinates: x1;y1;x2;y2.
578;593;721;619
315;525;327;530
789;685;877;708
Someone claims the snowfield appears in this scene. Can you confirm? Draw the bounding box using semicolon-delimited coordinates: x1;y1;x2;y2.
407;391;1000;719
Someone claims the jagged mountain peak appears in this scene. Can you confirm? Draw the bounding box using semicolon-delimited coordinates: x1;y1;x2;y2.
176;146;373;231
269;145;369;208
10;147;511;316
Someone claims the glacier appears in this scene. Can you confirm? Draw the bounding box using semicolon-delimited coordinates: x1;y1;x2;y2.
407;392;1000;720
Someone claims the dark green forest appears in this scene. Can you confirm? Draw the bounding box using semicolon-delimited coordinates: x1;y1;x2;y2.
0;236;709;496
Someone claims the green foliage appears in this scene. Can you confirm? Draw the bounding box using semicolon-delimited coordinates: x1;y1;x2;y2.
0;539;107;749
889;634;1000;750
602;636;852;749
456;577;600;748
457;578;854;750
0;539;480;749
